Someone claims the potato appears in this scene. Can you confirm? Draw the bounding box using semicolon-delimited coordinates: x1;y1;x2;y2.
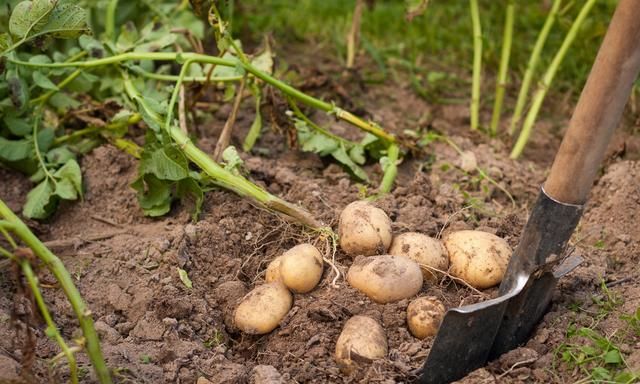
444;230;512;289
265;256;283;283
234;282;292;334
335;315;387;374
406;296;446;339
280;243;324;293
339;201;392;257
389;232;448;282
347;255;423;303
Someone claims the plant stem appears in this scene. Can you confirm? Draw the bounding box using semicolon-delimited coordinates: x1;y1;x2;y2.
0;200;112;384
9;52;396;143
164;60;194;133
130;65;242;83
122;75;322;228
214;76;247;161
489;0;514;136
346;0;365;69
21;260;79;384
509;0;562;135
52;114;142;145
469;0;482;131
511;0;597;159
379;143;399;194
288;99;358;147
105;0;119;41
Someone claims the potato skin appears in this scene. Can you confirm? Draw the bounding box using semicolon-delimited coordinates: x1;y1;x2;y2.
347;255;423;303
233;282;292;334
265;256;283;283
389;232;448;282
444;230;512;289
335;315;387;374
406;296;446;339
339;201;392;257
280;243;324;293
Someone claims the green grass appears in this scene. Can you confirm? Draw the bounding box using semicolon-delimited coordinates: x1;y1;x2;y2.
235;0;616;98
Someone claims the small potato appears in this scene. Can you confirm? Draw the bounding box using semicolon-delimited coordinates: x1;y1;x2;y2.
444;230;512;289
280;243;324;293
335;315;387;374
407;296;446;339
347;255;423;303
265;256;283;283
339;201;392;257
389;232;448;282
234;282;292;334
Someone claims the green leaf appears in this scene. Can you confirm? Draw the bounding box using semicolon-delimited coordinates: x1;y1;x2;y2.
53;159;82;198
603;349;622;365
32;71;58;90
131;174;171;216
212;52;241;77
36;127;55;152
243;94;262;152
331;145;369;181
177;268;193;289
251;47;274;75
38;3;89;39
0;33;12;52
23;178;55;219
3;116;31;136
141;146;189;181
349;145;366;165
134;33;177;52
48;92;80;112
0;137;32;161
9;0;55;39
54;177;77;199
46;147;75;165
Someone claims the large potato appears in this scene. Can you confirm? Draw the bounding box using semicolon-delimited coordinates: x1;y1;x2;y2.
389;232;448;282
444;230;512;289
234;282;292;334
335;315;387;374
339;201;392;257
347;255;423;303
280;243;324;293
406;296;446;339
265;256;283;283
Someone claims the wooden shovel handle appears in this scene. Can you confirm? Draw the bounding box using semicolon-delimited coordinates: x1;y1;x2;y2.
544;0;640;204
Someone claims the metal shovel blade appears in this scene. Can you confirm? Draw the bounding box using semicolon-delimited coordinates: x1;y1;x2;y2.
417;275;528;384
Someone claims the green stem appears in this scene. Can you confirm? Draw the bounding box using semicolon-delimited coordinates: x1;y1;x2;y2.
511;0;597;159
32;109;55;182
469;0;482;131
165;60;194;132
121;75;322;228
105;0;119;41
288;99;357;147
9;52;396;143
0;200;112;384
21;260;78;384
509;0;562;135
379;144;399;194
31;69;82;105
129;65;242;83
52;114;142;146
489;0;514;136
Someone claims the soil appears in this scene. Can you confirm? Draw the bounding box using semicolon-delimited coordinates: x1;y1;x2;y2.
1;47;640;384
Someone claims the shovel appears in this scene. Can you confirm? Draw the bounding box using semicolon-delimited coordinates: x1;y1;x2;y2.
419;1;640;382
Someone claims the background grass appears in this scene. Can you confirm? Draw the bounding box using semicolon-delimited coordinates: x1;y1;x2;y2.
234;0;618;99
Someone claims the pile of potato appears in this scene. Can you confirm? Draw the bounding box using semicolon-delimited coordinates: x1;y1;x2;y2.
231;200;514;374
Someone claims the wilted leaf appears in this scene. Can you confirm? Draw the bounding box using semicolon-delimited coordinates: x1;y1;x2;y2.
222;146;244;173
0;33;13;52
40;3;89;39
9;0;55;39
53;159;82;197
131;174;172;216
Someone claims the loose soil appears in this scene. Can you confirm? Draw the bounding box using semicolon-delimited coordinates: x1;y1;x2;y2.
1;48;639;384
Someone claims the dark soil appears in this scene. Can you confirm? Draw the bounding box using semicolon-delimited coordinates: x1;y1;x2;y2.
1;48;639;384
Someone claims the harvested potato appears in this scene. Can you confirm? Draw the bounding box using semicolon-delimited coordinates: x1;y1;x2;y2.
234;282;292;334
339;201;392;257
347;255;423;303
280;243;324;293
335;315;387;374
444;230;512;289
389;232;448;281
406;296;446;339
265;256;283;283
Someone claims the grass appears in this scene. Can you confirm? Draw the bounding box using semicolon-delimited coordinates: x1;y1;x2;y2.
235;0;617;103
554;281;640;383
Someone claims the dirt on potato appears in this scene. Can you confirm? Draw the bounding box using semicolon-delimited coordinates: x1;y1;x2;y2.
1;46;640;384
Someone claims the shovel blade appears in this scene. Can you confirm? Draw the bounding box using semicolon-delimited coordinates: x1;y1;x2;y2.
418;275;528;384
